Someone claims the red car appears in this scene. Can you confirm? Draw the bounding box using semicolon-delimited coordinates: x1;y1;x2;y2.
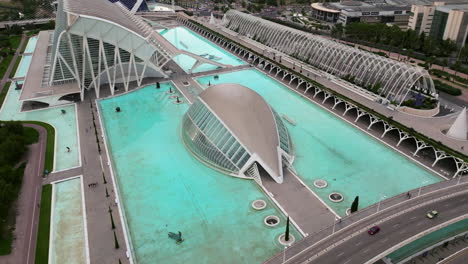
368;226;380;235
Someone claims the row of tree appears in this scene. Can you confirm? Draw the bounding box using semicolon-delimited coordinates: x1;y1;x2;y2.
0;122;37;239
332;23;457;58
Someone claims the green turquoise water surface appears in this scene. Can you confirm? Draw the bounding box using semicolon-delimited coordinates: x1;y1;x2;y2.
99;83;299;264
159;27;244;73
24;36;38;53
50;177;86;264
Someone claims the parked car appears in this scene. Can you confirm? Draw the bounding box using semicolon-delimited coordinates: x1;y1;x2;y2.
368;225;380;235
426;210;439;219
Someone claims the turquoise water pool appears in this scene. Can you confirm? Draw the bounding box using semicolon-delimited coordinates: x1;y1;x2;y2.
0;41;80;171
50;177;87;264
99;83;298;263
14;55;32;78
196;69;442;215
159;27;244;73
24;36;38;53
387;219;468;262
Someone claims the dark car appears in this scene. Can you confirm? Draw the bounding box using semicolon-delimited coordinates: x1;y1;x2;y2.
368;225;380;235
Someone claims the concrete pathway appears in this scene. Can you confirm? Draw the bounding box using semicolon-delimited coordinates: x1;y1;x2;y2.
77;95;129;264
262;170;336;235
0;124;45;264
43;167;83;184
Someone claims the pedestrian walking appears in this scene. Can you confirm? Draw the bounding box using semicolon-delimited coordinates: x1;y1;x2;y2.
66;147;70;152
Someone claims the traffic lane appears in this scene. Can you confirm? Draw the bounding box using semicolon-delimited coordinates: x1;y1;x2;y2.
284;188;467;262
312;193;468;264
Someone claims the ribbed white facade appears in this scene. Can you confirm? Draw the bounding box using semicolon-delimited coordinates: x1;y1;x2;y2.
222;10;436;104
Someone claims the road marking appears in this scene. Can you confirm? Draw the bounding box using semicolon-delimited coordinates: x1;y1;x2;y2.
338;252;344;257
27;187;40;264
393;223;400;227
343;259;352;264
461;198;466;202
363;248;370;253
444;203;451;207
417;222;424;226
410;216;417;220
355;241;362;246
381;238;388;243
399;229;406;234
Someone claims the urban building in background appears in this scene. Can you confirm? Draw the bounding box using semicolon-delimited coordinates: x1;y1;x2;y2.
409;1;468;47
311;1;412;28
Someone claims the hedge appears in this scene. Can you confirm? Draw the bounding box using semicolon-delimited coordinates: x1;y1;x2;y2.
433;79;462;96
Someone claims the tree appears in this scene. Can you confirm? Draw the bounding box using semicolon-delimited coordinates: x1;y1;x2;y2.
453;60;462;77
350;196;359;213
285;216;290;241
331;24;343;39
441;58;448;72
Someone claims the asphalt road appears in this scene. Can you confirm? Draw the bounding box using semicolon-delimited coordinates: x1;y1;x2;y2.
286;191;468;264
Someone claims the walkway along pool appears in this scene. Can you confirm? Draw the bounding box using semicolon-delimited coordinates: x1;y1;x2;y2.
197;69;442;216
98;83;299;263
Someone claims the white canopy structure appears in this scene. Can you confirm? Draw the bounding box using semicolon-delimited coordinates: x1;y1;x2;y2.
447;107;467;140
50;0;229;100
222;10;436;104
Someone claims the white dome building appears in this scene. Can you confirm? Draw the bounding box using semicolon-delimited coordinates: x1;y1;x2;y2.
181;84;294;183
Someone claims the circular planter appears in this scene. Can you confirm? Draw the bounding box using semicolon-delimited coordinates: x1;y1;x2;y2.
329;192;344;203
251;199;267;210
313;179;328;189
264;215;280;227
278;233;295;246
346;208;351;216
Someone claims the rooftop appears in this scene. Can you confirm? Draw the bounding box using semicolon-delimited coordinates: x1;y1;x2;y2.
184;83;293;183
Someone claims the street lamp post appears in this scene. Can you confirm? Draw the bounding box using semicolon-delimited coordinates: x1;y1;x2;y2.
332;217;338;233
418;180;429;197
457;175;462;185
376;194;387;213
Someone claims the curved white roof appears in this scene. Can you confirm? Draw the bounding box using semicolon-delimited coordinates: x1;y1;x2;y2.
64;0;149;38
199;83;290;182
311;3;340;13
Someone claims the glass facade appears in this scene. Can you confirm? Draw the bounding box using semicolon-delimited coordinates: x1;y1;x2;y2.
182;100;251;175
430;10;448;41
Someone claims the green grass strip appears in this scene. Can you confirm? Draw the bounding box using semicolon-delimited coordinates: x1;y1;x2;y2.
20;36;29;54
34;184;52;264
0;54;14;80
8;55;22;79
0;81;10;108
188;19;468;162
23;121;55;172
